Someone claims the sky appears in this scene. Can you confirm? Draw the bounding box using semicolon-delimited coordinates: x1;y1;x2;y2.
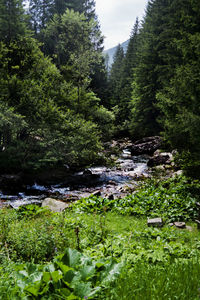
95;0;148;50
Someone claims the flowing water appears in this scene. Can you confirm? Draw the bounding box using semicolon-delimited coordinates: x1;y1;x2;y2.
0;149;149;208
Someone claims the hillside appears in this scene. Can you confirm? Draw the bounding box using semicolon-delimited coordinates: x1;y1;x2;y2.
104;39;129;67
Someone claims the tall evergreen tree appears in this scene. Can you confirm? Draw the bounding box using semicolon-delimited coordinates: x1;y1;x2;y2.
117;18;139;129
0;0;28;42
108;44;124;109
129;0;175;139
28;0;54;34
156;0;200;175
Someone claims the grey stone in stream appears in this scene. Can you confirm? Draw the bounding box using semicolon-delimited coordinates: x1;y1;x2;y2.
107;194;114;200
108;180;118;186
42;198;69;212
148;218;163;227
147;153;170;167
92;190;101;197
83;169;92;175
173;170;183;177
131;136;162;156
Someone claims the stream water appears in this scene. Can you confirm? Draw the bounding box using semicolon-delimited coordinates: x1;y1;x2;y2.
0;149;149;208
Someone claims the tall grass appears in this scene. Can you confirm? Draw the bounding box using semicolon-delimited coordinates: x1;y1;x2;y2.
106;259;200;300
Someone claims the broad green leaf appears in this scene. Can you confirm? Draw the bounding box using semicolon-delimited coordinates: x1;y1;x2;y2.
79;265;95;281
51;270;63;283
61;248;81;268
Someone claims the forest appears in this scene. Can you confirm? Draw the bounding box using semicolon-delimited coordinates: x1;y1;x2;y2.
0;0;200;299
0;0;200;176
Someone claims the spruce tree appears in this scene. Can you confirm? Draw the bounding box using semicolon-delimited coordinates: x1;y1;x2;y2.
108;44;124;108
129;0;173;139
156;0;200;175
28;0;54;34
0;0;27;42
117;18;139;129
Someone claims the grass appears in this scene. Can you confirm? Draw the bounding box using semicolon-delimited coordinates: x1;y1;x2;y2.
105;259;200;300
0;175;200;298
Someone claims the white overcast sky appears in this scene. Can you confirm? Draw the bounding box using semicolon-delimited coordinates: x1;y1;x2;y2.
95;0;148;50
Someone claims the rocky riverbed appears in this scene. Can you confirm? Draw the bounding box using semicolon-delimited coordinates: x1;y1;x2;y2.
0;149;149;208
0;137;180;209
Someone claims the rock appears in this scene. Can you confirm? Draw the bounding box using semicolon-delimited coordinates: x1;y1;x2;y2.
83;169;92;176
152;165;166;172
42;198;69;212
172;149;178;156
131;136;162;156
173;170;183;177
107;194;114;200
147;153;170;167
92;190;101;197
108;180;118;186
62;193;79;201
147;217;163;227
153;149;161;156
186;226;193;232
174;222;186;229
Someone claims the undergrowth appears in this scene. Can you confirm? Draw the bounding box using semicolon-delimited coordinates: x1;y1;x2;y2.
74;175;200;222
0;175;200;299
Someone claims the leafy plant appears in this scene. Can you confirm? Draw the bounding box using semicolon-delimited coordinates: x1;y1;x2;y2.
16;204;51;220
74;176;200;222
14;248;122;299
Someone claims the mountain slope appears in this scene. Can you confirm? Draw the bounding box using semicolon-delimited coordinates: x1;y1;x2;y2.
104;39;129;67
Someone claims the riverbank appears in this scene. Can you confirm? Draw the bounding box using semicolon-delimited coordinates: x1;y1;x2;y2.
0;137;181;209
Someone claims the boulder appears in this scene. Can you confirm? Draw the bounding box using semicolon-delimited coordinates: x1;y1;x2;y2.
83;169;92;176
147;153;171;167
174;222;186;229
173;170;183;177
42;198;69;212
147;217;163;227
131;136;162;156
92;190;101;197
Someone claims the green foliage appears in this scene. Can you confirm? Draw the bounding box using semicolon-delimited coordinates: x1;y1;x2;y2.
0;202;200;299
115;18;139;131
16;204;50;220
129;0;200;175
108;44;124;108
0;0;28;42
129;0;164;139
74;176;199;222
7;248;121;299
106;259;200;300
0;37;104;171
156;2;200;176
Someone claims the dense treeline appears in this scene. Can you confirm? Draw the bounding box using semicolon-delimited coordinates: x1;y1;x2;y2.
0;0;113;172
109;0;200;176
0;0;200;176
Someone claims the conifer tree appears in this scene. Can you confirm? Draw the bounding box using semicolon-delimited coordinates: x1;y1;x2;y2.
117;18;139;129
156;0;200;175
129;0;172;139
0;0;28;42
108;44;124;108
28;0;54;34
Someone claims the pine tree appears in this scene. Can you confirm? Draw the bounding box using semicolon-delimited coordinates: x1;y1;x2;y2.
0;0;27;42
117;18;139;128
108;44;124;108
28;0;54;34
129;0;173;139
156;0;200;175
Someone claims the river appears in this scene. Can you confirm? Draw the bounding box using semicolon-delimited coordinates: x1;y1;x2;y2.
0;149;149;208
